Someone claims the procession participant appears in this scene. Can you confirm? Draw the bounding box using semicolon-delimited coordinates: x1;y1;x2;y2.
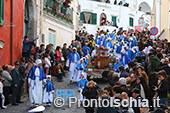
95;36;102;46
84;55;89;68
104;38;112;49
121;46;134;60
91;44;99;58
113;58;123;71
131;36;138;48
77;73;88;102
82;43;91;57
120;50;131;69
66;47;80;83
103;35;108;46
11;61;21;105
75;58;86;82
43;75;55;106
28;59;46;106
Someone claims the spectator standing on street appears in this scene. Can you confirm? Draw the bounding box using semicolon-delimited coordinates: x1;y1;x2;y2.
0;77;7;109
22;36;38;58
55;46;62;61
11;61;21;105
44;54;51;76
18;58;26;103
2;65;12;105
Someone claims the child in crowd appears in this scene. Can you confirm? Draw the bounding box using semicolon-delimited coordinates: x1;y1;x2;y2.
0;77;7;109
77;73;88;102
52;61;64;82
44;54;51;75
43;75;55;106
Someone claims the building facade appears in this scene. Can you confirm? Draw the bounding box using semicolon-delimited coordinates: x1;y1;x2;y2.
79;0;153;34
38;0;79;47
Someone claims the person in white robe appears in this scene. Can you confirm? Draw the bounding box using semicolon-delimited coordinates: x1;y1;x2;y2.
66;47;80;83
43;75;55;106
77;73;88;102
28;59;46;106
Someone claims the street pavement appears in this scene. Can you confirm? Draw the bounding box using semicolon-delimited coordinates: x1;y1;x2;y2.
0;71;108;113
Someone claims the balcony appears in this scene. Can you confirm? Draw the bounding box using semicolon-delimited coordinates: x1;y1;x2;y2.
43;0;73;24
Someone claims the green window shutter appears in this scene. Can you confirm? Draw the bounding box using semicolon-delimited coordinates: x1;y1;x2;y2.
80;12;84;22
112;16;117;25
91;13;97;25
129;17;134;27
0;0;4;25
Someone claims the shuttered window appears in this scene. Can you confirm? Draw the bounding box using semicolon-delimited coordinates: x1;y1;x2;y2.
91;13;97;25
129;17;134;27
0;0;4;25
112;16;117;25
80;12;97;25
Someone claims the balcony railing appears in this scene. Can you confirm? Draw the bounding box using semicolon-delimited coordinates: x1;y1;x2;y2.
43;0;73;24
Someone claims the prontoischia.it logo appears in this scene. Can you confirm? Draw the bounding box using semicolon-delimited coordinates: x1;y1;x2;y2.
54;97;160;108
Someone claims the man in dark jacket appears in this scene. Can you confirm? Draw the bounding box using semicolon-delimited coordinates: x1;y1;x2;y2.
11;61;21;105
62;43;70;61
119;65;128;78
132;88;143;113
18;58;26;103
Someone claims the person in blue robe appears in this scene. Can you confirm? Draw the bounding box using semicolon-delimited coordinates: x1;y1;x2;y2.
113;58;124;71
104;38;113;49
124;36;130;43
120;53;131;68
66;47;80;82
77;73;88;101
82;43;91;57
131;37;138;48
95;36;102;46
75;58;86;82
28;59;46;105
103;35;108;45
43;75;55;106
123;46;135;60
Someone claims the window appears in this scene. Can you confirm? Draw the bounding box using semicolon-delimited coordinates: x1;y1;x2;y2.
112;16;117;25
0;0;4;25
24;0;29;36
80;12;97;25
129;17;134;27
48;30;56;47
42;34;45;43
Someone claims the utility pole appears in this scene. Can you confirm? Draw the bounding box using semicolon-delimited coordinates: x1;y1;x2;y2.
39;0;43;44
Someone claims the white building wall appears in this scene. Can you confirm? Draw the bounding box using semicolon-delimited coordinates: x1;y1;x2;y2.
79;0;151;34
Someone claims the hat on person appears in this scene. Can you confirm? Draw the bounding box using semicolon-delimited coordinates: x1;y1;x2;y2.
132;88;140;94
73;47;77;51
47;75;51;79
14;61;20;66
108;38;111;40
136;65;145;70
35;59;42;66
20;57;26;62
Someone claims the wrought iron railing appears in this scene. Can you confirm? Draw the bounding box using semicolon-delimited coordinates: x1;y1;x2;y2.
43;0;73;24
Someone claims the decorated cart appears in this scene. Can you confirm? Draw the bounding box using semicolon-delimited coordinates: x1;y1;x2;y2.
85;46;115;81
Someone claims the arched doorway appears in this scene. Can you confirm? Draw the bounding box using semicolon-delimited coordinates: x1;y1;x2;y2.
100;13;107;26
138;2;151;13
23;0;37;39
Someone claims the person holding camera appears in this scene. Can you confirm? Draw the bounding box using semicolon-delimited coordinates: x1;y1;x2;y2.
156;57;170;75
153;70;169;105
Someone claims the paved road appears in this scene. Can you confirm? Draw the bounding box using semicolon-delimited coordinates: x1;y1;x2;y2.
0;72;108;113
